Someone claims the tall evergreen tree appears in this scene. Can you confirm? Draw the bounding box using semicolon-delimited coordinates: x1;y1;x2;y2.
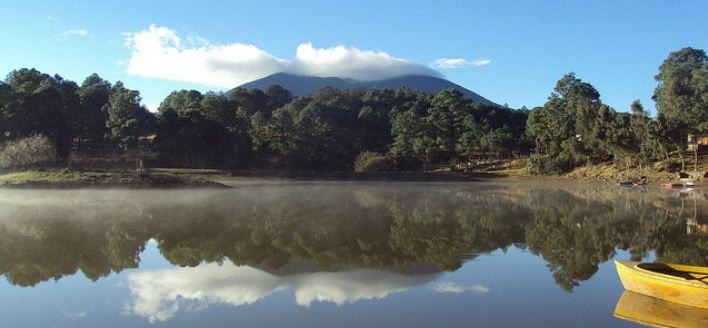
78;74;112;149
104;82;154;150
4;69;73;157
653;47;707;171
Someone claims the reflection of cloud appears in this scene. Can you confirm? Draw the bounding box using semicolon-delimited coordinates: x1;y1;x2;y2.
127;264;283;322
430;282;489;294
292;269;432;306
126;262;438;322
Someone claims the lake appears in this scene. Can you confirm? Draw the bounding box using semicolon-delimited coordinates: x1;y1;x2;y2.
0;182;705;327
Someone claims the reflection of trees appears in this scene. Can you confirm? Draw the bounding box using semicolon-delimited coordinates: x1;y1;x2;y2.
0;186;705;291
386;189;531;271
0;199;149;286
525;189;618;291
525;188;707;291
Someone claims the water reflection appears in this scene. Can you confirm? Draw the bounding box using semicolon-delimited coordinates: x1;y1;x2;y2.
614;290;708;328
0;183;705;296
126;260;440;322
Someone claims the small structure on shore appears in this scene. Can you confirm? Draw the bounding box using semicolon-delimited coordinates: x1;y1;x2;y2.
687;218;708;236
687;134;708;153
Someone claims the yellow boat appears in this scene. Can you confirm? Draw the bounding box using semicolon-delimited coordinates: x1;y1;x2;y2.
614;260;708;309
614;290;708;328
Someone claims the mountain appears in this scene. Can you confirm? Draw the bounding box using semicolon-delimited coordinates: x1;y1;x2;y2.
234;73;497;105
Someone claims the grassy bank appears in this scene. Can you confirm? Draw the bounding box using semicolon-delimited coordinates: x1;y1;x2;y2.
563;155;707;183
0;168;228;188
475;154;707;186
0;154;705;188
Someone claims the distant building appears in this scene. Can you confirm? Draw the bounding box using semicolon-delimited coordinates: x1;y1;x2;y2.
687;134;708;153
687;218;708;236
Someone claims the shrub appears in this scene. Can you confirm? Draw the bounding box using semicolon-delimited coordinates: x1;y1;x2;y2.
354;151;388;173
527;153;570;175
0;135;59;169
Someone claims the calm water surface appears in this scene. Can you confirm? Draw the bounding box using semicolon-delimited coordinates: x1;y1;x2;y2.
0;182;705;327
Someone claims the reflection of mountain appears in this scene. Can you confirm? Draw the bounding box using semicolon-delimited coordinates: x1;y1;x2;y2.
0;185;705;291
127;260;440;322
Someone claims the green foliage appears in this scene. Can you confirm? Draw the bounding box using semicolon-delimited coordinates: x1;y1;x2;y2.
527;153;569;175
481;126;514;157
2;69;76;157
354;151;388;172
78;74;111;150
628;100;659;166
1;46;704;173
654;47;707;139
653;47;707;171
158;89;204;116
525;48;708;174
526;72;612;169
455;115;484;157
104;82;154;150
388;89;528;170
0;69;528;171
155;109;237;167
153;89;252;168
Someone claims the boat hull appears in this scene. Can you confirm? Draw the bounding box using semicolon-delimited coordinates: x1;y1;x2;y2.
615;260;708;309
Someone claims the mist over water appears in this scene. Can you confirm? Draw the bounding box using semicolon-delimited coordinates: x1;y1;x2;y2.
0;182;705;327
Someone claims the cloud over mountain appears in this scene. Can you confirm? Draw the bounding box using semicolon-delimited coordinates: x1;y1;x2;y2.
123;25;287;88
123;25;439;88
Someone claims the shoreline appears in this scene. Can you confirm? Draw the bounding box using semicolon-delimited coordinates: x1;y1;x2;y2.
1;157;705;189
0;167;661;189
0;169;230;189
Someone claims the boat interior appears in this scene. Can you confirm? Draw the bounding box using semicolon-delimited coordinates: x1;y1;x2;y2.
637;263;708;285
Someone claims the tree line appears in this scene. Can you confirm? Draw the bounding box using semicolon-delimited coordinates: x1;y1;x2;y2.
0;47;705;173
527;47;706;174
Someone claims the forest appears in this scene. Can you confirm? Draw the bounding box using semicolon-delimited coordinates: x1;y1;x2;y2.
0;47;705;175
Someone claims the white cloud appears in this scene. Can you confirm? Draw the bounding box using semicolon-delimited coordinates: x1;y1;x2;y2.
432;57;491;69
432;58;470;69
123;25;288;88
61;29;89;39
62;310;87;319
472;57;491;66
430;282;489;294
125;261;439;322
123;25;439;88
144;103;159;113
292;43;436;81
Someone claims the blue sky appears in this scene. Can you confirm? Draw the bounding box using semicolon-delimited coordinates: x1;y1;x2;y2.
1;0;706;113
